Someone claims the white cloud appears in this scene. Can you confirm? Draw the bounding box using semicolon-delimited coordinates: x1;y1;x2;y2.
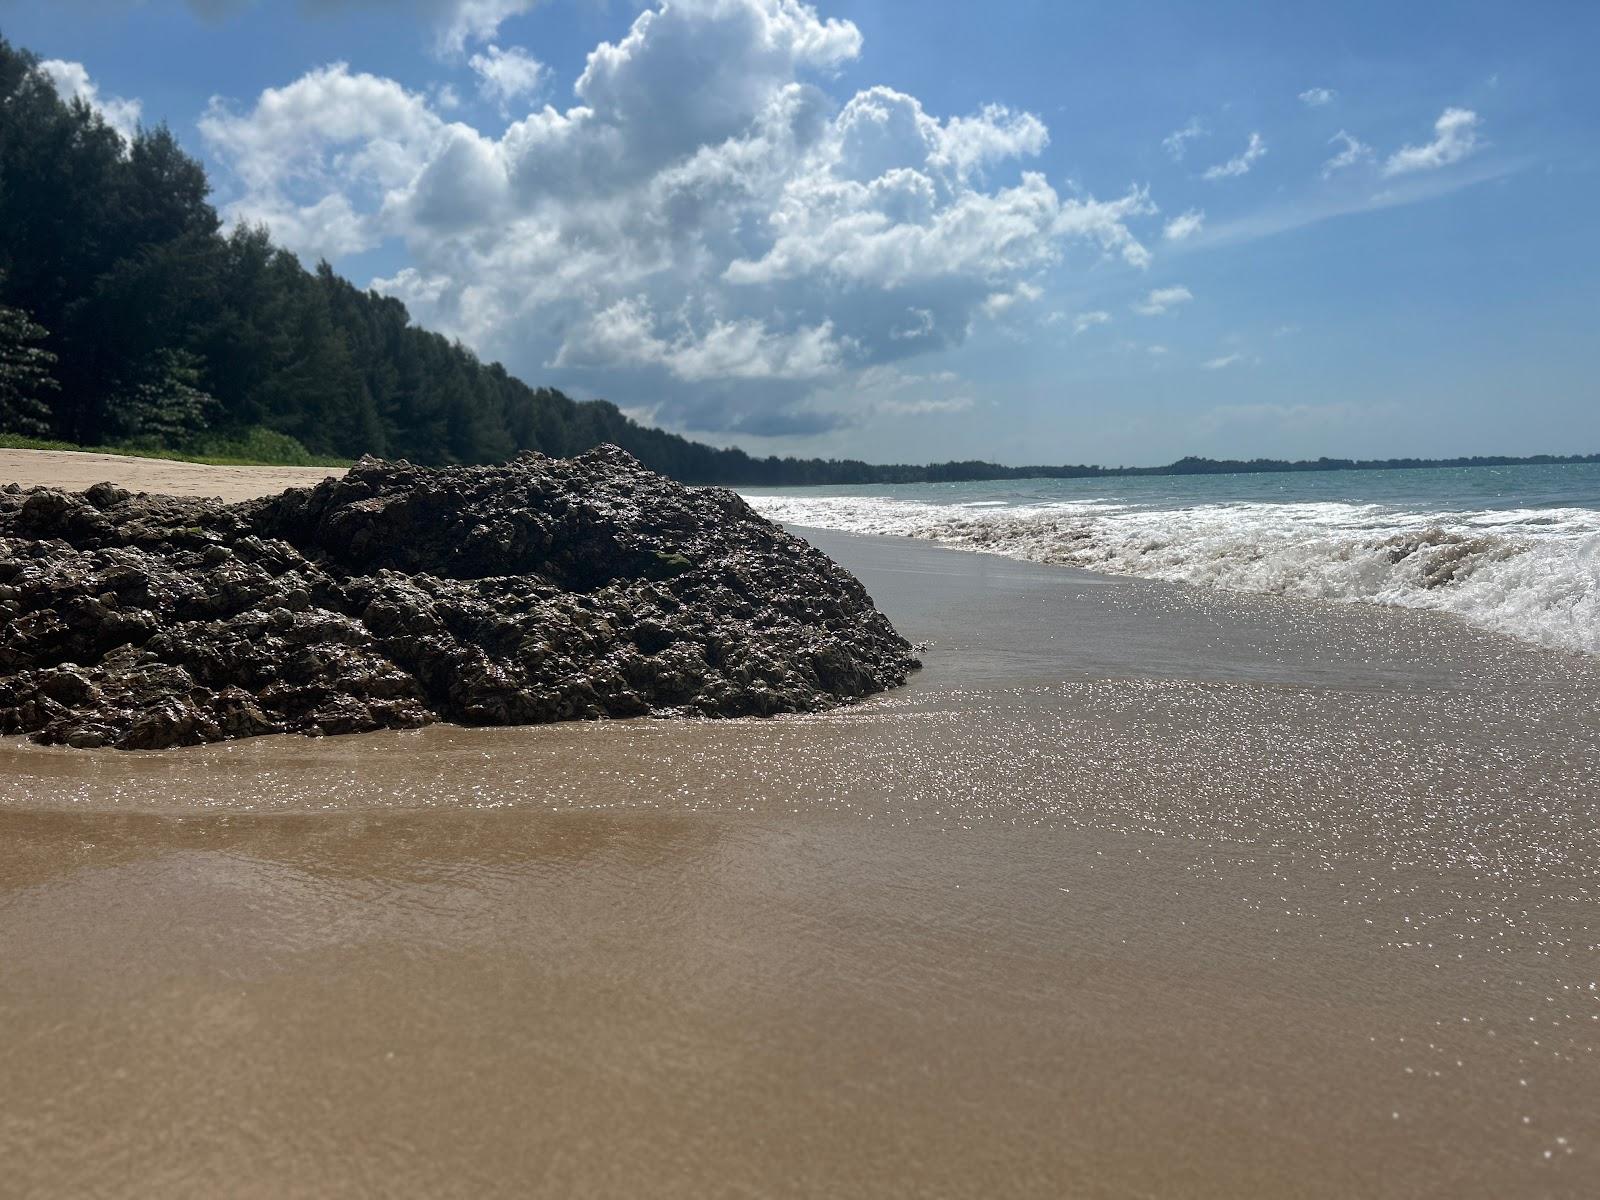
1298;87;1336;107
1071;310;1111;335
469;44;547;112
433;0;539;57
201;0;1158;435
1162;208;1204;241
941;104;1051;176
856;364;957;392
1162;116;1206;161
1133;285;1193;316
241;192;374;260
981;281;1042;317
1321;129;1372;178
554;296;846;381
890;308;935;340
1199;153;1526;247
1382;107;1481;177
199;63;445;258
37;59;142;142
1201;352;1245;369
1202;131;1266;180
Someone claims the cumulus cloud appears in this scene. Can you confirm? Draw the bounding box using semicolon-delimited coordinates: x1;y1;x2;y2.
553;296;846;381
469;44;547;112
1162;116;1206;161
1162;209;1204;241
201;0;1158;435
1382;107;1481;176
199;63;444;256
1071;310;1111;335
1202;131;1266;180
1201;352;1245;369
37;59;142;142
1321;129;1372;178
431;0;539;55
1298;87;1336;107
1133;285;1193;316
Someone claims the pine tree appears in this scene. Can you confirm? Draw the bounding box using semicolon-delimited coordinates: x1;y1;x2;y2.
0;302;60;437
110;348;217;445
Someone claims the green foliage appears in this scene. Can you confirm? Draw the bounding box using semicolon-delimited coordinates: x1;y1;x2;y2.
185;426;326;466
0;301;59;437
0;33;791;478
0;429;347;468
109;348;217;445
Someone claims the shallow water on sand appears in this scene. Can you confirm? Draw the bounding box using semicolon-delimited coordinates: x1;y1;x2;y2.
3;531;1598;1198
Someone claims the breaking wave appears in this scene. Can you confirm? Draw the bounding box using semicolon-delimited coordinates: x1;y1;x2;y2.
743;492;1600;657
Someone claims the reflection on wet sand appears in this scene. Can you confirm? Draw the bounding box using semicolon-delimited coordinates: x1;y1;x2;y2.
3;530;1598;1198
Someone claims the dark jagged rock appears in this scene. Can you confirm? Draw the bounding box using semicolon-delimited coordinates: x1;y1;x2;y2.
0;446;919;750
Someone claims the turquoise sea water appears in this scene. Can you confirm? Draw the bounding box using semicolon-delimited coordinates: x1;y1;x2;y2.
741;463;1600;656
745;462;1600;514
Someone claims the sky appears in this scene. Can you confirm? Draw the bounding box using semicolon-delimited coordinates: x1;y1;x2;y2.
3;0;1597;466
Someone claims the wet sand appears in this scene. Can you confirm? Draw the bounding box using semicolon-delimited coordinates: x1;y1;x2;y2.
3;463;1599;1197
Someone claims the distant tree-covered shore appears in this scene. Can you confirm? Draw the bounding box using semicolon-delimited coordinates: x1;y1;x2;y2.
1;36;1593;489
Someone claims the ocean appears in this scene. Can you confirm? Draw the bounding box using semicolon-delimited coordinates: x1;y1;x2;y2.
742;462;1600;658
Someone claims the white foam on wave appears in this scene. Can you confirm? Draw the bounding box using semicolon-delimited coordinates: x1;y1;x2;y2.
743;492;1600;657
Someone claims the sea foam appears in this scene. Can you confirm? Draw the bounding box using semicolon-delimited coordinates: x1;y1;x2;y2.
743;492;1600;657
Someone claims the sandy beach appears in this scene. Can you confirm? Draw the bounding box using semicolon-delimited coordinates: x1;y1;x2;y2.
0;448;345;503
2;453;1598;1197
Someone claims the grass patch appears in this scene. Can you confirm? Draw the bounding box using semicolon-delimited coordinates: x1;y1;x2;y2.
0;430;350;469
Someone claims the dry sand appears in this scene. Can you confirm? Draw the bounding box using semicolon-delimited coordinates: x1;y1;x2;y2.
0;447;344;502
3;452;1598;1198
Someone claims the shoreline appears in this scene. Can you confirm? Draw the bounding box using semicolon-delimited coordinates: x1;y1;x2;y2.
744;475;1600;663
799;525;1600;689
4;445;1590;672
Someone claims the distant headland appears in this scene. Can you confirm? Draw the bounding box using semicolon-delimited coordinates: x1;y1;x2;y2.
724;451;1600;487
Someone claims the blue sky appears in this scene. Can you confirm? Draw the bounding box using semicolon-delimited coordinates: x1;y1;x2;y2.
3;0;1596;465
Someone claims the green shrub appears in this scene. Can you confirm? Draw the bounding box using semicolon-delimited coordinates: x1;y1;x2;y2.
0;428;348;468
185;426;328;466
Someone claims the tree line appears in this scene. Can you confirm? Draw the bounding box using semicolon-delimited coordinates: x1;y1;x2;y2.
1;35;1593;487
0;35;780;478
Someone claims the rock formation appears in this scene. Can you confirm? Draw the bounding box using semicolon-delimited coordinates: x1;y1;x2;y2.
0;446;918;750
